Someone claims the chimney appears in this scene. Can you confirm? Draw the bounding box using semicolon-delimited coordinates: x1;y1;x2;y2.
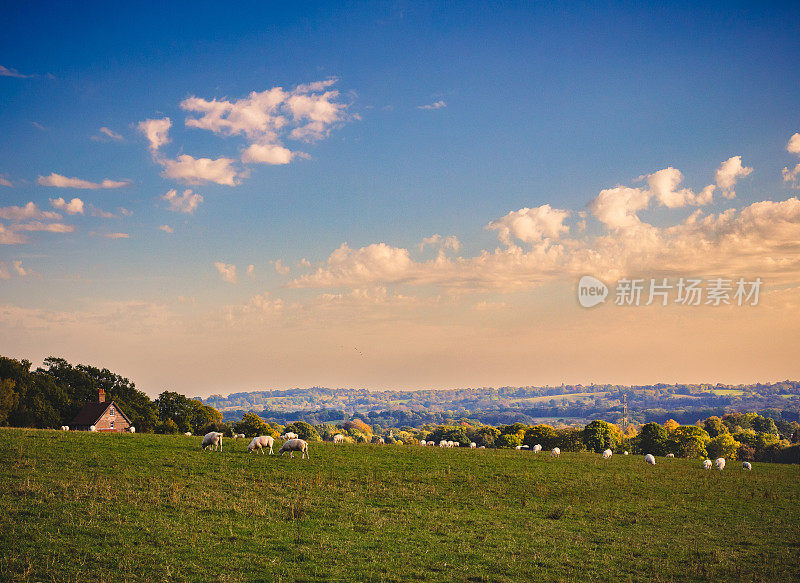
98;388;105;403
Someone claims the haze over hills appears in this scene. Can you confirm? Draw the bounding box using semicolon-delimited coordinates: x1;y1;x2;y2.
200;381;800;427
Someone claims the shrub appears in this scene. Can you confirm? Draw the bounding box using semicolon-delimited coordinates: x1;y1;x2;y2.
234;412;270;438
155;418;179;434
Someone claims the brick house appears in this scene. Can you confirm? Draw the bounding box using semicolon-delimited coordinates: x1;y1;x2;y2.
71;388;133;432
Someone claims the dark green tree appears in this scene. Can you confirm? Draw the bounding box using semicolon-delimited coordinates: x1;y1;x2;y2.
523;425;558;450
635;422;669;456
583;420;622;453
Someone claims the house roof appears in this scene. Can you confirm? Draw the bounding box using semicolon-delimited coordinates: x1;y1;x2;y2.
71;400;133;426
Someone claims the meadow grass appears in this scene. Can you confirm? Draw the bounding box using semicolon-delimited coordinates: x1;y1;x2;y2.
1;428;798;582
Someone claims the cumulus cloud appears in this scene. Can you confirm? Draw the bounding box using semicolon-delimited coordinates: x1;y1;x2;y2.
214;262;237;283
137;117;171;152
0;224;28;245
418;234;461;252
12;261;27;276
241;143;296;165
272;260;289;275
13;221;74;233
37;173;131;189
50;197;84;215
487;205;570;245
161;188;204;214
714;155;753;198
160;155;244;186
782;133;800;187
0;202;61;221
418;100;446;110
159;225;174;234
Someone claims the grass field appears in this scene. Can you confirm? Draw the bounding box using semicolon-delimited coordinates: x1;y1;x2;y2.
1;429;799;582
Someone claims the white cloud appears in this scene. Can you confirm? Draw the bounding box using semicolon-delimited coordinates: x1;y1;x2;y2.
714;155;753;199
0;65;33;78
588;186;652;229
787;133;800;155
418;234;461;252
161;188;204;214
50;197;84;215
241;143;296;165
418;100;446;110
487;205;570;245
0;224;28;244
137;117;171;152
273;260;289;275
91;127;124;142
12;261;27;276
0;202;61;221
783;133;800;187
159;225;174;234
214;262;237;283
100;232;130;239
13;221;74;233
0;174;12;187
37;173;131;189
160;155;244;186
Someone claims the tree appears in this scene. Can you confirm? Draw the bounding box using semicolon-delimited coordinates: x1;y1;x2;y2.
471;425;500;448
636;422;669;456
156;391;192;432
495;433;521;448
188;399;222;431
671;425;710;458
751;415;778;435
663;419;680;433
0;378;19;425
583;420;622;453
706;433;740;460
283;421;320;441
703;416;728;438
234;412;270;437
523;425;558;450
343;418;372;436
556;428;586;452
155;418;180;434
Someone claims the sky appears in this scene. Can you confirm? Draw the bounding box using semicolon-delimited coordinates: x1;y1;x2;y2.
1;1;800;398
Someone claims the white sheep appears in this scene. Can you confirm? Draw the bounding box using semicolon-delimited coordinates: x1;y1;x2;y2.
533;444;542;453
426;441;435;446
447;440;455;448
334;434;346;444
623;451;628;455
602;449;612;459
201;431;223;451
247;435;274;454
439;440;447;447
715;457;726;470
454;442;460;447
515;445;523;450
521;444;529;449
478;445;486;449
129;427;135;433
61;426;69;431
742;461;752;471
551;447;560;457
645;454;656;465
702;459;713;470
278;438;309;459
89;425;96;432
419;439;427;446
470;442;477;448
281;432;298;440
184;432;192;436
666;453;675;458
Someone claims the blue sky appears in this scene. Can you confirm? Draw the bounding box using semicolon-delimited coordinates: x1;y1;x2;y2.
2;2;800;396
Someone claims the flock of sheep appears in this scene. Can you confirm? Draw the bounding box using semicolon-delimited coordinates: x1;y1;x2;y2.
199;431;309;459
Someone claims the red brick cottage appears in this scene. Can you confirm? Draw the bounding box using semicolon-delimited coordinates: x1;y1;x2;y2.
71;388;133;432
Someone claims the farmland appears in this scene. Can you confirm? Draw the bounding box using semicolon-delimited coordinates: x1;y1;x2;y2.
1;429;799;582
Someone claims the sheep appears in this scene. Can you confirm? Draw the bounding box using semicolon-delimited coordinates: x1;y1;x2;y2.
420;439;427;446
247;435;274;455
334;434;346;444
89;425;96;432
623;451;629;455
426;441;435;446
201;431;223;451
61;426;69;431
533;444;542;453
232;433;245;439
645;454;656;465
666;453;675;458
454;442;460;447
521;445;529;450
281;432;298;440
715;457;726;470
439;440;447;447
478;446;486;449
470;442;477;448
129;427;135;433
602;449;612;459
515;445;523;450
278;438;309;459
702;459;713;470
447;440;455;448
184;432;192;436
742;461;752;471
551;447;560;457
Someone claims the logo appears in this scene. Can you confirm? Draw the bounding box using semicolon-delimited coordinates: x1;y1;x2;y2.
578;275;608;308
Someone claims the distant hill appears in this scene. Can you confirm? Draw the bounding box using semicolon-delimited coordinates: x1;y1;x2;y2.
200;381;800;427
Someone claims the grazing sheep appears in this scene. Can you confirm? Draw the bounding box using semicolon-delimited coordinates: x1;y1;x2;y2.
602;449;612;459
478;446;486;449
201;431;223;451
129;427;135;433
420;439;427;446
742;461;752;471
247;435;274;455
447;441;455;448
334;434;346;444
454;442;460;447
184;432;192;436
521;444;530;450
281;432;298;440
89;425;96;432
515;445;523;450
439;440;447;447
61;426;69;431
233;433;245;439
666;453;675;458
278;438;309;459
645;454;656;465
623;451;629;455
470;442;477;448
702;459;713;470
551;447;561;457
426;441;435;446
715;457;726;470
533;444;542;453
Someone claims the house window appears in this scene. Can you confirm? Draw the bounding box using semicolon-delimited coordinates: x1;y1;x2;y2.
109;407;115;417
110;421;114;429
